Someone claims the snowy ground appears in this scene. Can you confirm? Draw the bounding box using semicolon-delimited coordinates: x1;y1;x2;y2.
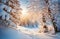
0;26;60;39
16;26;60;39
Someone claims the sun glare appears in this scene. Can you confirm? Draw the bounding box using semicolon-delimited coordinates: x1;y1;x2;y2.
22;10;27;15
21;7;28;15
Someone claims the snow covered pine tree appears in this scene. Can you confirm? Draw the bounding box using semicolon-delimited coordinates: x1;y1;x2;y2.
0;0;22;29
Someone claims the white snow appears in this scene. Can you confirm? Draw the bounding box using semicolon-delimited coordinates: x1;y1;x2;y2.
0;26;60;39
0;3;5;9
16;26;39;35
0;9;10;20
0;0;60;39
5;6;11;12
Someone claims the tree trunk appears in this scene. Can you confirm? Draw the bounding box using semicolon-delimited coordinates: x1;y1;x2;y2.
44;0;57;33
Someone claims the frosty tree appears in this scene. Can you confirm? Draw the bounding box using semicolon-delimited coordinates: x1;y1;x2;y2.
26;0;60;33
45;0;58;33
0;0;22;27
0;0;60;34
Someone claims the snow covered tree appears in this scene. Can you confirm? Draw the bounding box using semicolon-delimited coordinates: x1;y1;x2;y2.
44;0;59;33
26;0;59;33
0;0;22;27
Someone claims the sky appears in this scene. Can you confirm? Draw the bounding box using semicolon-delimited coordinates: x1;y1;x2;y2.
20;0;29;14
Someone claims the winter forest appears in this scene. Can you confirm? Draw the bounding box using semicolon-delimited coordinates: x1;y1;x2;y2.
0;0;60;39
